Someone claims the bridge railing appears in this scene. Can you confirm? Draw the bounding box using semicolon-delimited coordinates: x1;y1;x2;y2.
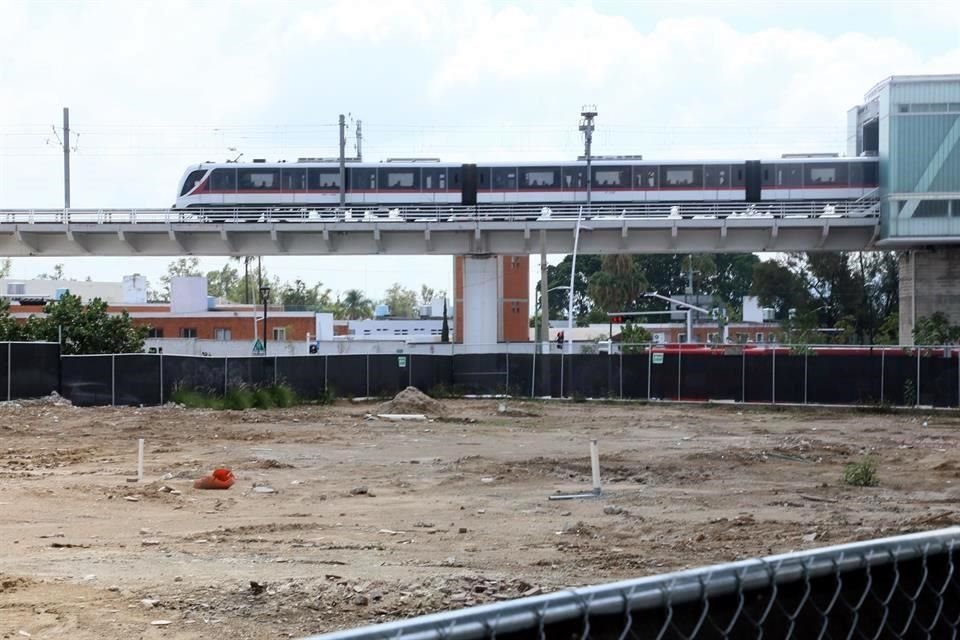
0;199;880;225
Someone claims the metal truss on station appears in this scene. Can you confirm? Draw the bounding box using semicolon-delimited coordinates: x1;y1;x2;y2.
0;199;879;257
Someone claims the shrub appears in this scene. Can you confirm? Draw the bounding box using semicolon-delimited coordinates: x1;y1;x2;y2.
317;386;336;405
223;388;254;411
170;389;210;408
843;457;878;487
268;384;298;408
252;388;277;409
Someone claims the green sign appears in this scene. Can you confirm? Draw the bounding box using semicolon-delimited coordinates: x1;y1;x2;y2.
398;356;407;368
252;338;265;355
652;352;664;365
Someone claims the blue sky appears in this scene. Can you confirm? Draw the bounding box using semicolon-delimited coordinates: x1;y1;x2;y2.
1;0;958;301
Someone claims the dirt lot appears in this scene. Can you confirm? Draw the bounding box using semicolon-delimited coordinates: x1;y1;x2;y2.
2;393;960;639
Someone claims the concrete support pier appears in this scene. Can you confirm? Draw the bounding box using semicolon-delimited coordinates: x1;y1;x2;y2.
899;248;960;345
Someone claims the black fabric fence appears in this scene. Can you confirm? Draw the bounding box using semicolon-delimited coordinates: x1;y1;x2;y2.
53;347;960;408
0;342;61;401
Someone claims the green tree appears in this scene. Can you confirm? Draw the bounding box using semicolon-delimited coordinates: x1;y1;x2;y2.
420;285;436;304
342;289;373;320
913;312;960;345
619;323;653;353
0;299;26;341
383;283;418;318
279;279;333;310
27;293;147;354
706;254;760;313
587;255;647;314
206;263;243;301
751;259;811;319
0;258;11;278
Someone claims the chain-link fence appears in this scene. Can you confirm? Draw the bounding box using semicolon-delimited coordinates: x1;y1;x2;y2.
304;527;960;640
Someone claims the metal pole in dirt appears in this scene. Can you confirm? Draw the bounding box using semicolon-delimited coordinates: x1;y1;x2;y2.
590;440;601;495
7;343;11;401
804;350;809;405
560;350;565;399
224;357;229;396
111;354;116;406
366;353;370;398
137;438;144;482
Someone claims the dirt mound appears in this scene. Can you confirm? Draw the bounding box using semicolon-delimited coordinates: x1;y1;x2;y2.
376;387;445;417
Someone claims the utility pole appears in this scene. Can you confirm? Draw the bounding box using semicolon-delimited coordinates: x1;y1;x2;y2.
355;119;362;161
338;114;346;208
63;107;70;209
579;105;597;213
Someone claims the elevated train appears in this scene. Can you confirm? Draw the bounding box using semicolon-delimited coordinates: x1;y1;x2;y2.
174;157;878;210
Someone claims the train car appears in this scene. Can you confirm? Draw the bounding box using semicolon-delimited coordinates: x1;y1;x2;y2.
174;157;878;210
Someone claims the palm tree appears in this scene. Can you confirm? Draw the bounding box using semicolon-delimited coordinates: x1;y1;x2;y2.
342;289;373;320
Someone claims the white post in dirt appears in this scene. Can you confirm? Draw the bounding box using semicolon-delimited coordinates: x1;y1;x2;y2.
590;439;601;495
137;438;144;482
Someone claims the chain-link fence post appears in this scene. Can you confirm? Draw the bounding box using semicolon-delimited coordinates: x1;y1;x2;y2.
324;354;328;393
741;348;746;404
771;347;776;405
366;353;370;398
619;344;623;400
224;357;229;396
880;348;886;406
159;352;164;405
560;350;565;399
505;349;509;396
111;354;116;406
6;343;10;401
274;355;278;385
677;346;682;401
916;347;922;407
804;348;809;405
646;345;652;400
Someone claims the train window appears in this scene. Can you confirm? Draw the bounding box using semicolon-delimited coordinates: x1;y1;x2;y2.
307;169;340;190
281;168;306;191
449;167;462;188
210;168;236;192
562;167;586;189
775;164;802;187
661;165;702;187
861;161;878;186
238;168;280;190
761;166;774;186
520;168;558;189
634;167;658;188
704;165;732;188
181;170;207;196
848;162;863;187
805;163;848;186
492;168;517;190
422;168;446;191
592;166;629;188
351;168;377;191
378;168;418;190
731;165;745;187
477;167;491;190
